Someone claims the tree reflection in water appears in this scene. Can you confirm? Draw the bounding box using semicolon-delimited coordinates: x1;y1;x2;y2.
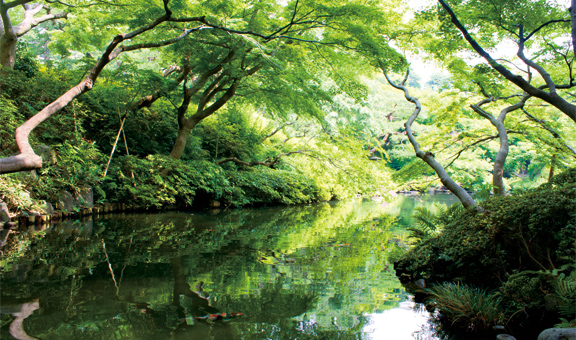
1;196;454;339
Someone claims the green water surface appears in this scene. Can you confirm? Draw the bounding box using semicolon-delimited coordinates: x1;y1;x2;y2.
1;194;458;340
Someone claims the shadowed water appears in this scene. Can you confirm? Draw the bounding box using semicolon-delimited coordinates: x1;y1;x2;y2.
0;194;457;339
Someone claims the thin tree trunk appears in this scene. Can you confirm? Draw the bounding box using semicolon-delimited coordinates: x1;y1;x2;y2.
103;116;128;178
471;95;528;195
382;68;478;209
548;154;556;181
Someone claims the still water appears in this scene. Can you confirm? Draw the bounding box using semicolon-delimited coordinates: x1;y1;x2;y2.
1;194;459;340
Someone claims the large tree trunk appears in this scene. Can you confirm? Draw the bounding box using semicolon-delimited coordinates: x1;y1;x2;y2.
0;29;16;68
0;1;185;174
169;123;195;160
1;2;68;69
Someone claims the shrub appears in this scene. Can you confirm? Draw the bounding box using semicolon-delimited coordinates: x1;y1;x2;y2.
224;168;322;207
103;155;228;208
395;167;576;334
428;282;505;332
395;167;576;286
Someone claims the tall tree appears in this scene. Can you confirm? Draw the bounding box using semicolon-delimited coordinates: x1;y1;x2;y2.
0;0;407;174
0;0;68;68
435;0;575;123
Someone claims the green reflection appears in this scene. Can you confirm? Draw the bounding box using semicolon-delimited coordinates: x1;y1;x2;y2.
0;195;453;339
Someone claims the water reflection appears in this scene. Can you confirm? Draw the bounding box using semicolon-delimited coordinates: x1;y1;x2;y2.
364;301;434;340
1;194;456;339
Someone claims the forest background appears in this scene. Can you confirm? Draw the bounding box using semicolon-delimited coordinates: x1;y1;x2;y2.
0;0;574;213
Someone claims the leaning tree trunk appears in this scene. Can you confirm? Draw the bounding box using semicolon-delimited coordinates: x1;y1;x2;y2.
0;0;208;174
382;68;478;209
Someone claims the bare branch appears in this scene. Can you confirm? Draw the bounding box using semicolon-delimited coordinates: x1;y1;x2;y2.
261;120;295;142
522;108;576;156
14;7;68;36
524;19;570;42
445;131;525;168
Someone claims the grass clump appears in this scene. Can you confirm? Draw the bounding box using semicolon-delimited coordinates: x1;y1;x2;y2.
428;282;505;333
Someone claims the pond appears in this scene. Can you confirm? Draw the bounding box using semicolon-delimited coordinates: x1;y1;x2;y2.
1;194;459;340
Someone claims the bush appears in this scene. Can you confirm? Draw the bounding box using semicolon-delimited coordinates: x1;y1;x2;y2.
31;140;105;201
428;282;505;332
224;167;322;207
103;155;228;208
395;167;576;286
394;167;576;334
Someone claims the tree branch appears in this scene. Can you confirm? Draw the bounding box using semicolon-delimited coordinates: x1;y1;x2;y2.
261;120;295;142
437;0;576;123
524;19;570;42
1;0;177;174
216;149;313;167
14;6;68;37
522;108;576;156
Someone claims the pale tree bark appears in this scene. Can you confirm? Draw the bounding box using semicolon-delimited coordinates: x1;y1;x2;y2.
438;0;576;123
382;67;478;209
470;94;529;196
0;0;206;174
0;1;68;69
572;0;576;58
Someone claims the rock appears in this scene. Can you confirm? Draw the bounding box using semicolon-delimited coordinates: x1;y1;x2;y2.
0;200;10;222
209;200;221;208
415;279;426;288
493;325;506;332
57;187;94;212
58;191;75;212
497;334;516;340
36;145;57;165
76;187;94;208
538;328;576;340
39;201;55;215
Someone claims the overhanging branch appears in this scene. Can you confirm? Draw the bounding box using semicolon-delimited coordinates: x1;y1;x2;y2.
216;149;314;167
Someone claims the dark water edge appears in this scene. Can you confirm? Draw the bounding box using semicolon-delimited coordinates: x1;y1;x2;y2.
1;194;463;340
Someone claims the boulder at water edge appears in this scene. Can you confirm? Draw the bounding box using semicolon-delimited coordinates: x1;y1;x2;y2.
538;328;576;340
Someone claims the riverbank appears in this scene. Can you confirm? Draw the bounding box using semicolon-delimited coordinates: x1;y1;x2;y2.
394;168;576;339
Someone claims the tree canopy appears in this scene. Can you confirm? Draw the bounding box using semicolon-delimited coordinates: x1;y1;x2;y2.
0;0;573;209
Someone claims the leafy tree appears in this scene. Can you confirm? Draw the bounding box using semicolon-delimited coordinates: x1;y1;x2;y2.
0;0;406;175
435;0;575;123
0;0;68;69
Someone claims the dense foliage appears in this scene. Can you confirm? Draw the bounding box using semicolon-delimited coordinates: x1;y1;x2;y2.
395;168;576;334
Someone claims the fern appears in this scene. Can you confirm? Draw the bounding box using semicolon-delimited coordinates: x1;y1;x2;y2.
554;270;576;320
407;206;443;244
